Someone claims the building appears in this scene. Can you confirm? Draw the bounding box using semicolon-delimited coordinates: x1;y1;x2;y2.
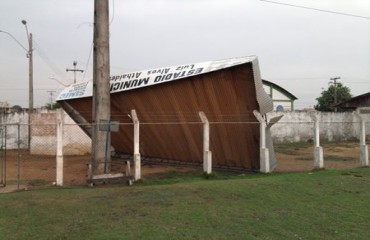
262;80;297;111
336;92;370;111
57;56;276;171
336;92;370;138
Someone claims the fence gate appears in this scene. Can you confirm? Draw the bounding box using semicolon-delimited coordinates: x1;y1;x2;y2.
0;125;6;187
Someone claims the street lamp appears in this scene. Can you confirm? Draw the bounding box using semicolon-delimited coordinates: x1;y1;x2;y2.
0;22;34;113
22;19;34;113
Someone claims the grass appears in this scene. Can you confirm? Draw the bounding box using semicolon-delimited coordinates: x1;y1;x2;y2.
0;168;369;240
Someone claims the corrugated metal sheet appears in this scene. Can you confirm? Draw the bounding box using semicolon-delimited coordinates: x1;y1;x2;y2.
60;61;272;171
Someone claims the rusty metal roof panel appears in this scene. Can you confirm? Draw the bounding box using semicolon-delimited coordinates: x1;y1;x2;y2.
58;56;273;171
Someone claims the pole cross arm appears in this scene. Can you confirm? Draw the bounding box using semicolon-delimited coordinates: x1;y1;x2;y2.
66;68;84;73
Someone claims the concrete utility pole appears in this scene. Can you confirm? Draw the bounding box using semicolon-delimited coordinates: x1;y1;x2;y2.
330;77;340;112
92;0;111;175
47;90;56;106
21;20;33;113
66;61;84;84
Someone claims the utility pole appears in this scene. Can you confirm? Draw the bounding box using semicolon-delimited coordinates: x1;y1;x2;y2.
66;61;84;84
330;77;340;112
21;20;33;113
92;0;111;175
47;90;56;106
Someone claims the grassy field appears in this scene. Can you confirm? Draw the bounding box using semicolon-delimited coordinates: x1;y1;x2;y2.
0;168;369;240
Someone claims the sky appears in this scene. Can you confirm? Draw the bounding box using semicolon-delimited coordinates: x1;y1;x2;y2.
0;0;369;110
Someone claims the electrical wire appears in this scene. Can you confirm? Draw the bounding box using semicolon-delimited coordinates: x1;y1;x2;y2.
109;0;115;25
33;39;66;79
82;41;93;80
259;0;370;20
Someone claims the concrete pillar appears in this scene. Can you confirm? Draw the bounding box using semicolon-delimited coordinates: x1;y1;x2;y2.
92;0;111;174
354;112;369;167
310;113;324;169
131;109;141;180
253;110;270;173
266;114;283;171
199;112;212;174
56;109;63;186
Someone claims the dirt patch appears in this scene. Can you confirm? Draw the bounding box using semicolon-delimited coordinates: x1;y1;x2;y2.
0;141;367;188
274;141;364;172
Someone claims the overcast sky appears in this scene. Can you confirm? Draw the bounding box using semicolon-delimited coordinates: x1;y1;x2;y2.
1;0;369;109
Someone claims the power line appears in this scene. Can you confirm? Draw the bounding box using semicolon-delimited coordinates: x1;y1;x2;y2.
33;39;66;79
109;0;115;25
259;0;370;20
82;42;93;80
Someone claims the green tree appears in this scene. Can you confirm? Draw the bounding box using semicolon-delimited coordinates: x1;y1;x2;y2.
315;83;352;112
46;102;61;110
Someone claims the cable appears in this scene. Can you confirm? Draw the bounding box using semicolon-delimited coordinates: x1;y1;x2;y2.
33;39;66;79
82;41;93;80
259;0;370;20
81;0;114;80
109;0;115;25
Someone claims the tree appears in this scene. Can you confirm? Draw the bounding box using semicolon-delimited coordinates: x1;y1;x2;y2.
314;83;352;112
46;102;60;110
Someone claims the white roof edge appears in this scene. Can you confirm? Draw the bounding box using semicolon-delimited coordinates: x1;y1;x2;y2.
56;56;258;101
251;58;274;115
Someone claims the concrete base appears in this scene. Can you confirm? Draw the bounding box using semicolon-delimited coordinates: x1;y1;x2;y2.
56;155;63;186
360;145;369;167
260;148;270;173
314;146;324;169
134;153;141;181
203;151;212;174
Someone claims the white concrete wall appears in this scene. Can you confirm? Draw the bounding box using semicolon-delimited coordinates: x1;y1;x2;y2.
30;110;91;155
0;111;29;149
62;112;91;155
1;109;91;154
268;111;368;143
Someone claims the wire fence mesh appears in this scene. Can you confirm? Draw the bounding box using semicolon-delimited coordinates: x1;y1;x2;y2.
0;116;368;191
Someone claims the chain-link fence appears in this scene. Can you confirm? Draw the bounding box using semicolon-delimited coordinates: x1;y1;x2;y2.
0;110;369;191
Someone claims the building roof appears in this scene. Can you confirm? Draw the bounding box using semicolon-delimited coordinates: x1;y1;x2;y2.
57;56;273;115
336;92;370;109
262;79;298;100
57;56;275;171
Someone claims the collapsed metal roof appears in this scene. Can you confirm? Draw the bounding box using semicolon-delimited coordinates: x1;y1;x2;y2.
57;56;274;171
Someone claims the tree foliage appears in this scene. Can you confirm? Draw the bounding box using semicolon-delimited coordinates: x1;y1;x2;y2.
46;102;61;110
314;83;352;112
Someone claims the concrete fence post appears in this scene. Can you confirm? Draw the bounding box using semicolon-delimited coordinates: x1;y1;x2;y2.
199;111;212;174
353;112;369;167
131;109;141;180
253;110;270;173
56;109;63;186
309;112;324;169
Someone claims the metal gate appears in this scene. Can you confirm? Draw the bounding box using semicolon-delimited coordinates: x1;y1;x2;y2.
0;125;6;187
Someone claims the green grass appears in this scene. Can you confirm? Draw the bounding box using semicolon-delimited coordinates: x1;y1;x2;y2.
0;168;369;240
